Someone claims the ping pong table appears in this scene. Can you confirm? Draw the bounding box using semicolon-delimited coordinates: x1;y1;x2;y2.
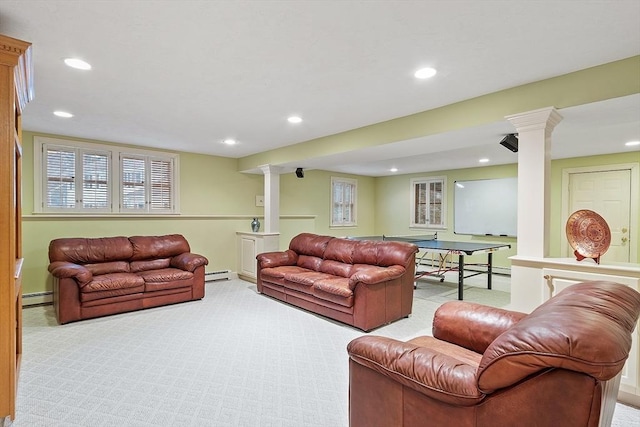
352;234;510;300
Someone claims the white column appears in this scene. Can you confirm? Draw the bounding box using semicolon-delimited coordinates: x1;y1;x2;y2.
506;107;562;312
259;164;282;233
506;107;563;258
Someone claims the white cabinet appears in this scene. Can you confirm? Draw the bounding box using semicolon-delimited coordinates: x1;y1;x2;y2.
236;232;279;282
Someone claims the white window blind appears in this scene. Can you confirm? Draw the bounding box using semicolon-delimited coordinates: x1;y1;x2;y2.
44;145;110;212
331;177;357;226
410;177;446;228
121;156;146;211
35;136;179;214
121;155;174;213
46;147;76;209
150;158;173;211
82;152;109;209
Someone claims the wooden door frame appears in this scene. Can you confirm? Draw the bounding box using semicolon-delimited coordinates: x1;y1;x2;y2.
561;163;639;262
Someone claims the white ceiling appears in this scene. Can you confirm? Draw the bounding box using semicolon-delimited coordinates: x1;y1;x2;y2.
2;1;639;177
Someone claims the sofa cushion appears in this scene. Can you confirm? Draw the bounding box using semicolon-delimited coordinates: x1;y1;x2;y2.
319;259;353;278
313;278;354;307
136;268;193;283
297;255;323;271
289;233;332;257
49;236;133;264
85;261;130;275
130;258;171;272
261;265;308;280
137;268;194;292
324;238;357;264
285;271;336;287
129;234;190;261
352;240;417;267
80;273;145;302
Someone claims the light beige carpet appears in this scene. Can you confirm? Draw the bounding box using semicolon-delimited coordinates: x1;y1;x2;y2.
4;277;639;426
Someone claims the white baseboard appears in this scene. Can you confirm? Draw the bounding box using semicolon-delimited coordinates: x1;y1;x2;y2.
205;270;234;282
23;291;53;307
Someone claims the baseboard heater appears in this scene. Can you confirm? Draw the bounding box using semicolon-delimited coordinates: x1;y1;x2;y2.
23;291;53;307
205;270;232;282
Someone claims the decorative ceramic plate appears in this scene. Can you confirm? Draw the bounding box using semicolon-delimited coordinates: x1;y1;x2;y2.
565;210;611;260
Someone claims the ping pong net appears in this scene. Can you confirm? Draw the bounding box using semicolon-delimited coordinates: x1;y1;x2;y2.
381;234;438;244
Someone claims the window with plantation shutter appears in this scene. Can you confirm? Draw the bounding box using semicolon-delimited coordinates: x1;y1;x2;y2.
35;136;179;214
121;156;146;211
43;144;110;212
410;176;446;229
82;152;109;209
120;155;174;213
331;177;357;227
150;158;173;211
46;147;76;209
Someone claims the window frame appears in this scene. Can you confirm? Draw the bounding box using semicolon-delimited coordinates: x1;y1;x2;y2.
34;136;180;215
331;176;357;227
410;176;447;229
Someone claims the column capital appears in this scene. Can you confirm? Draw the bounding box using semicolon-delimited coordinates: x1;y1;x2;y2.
506;106;563;133
259;164;283;175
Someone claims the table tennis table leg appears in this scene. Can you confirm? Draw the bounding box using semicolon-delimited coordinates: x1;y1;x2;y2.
487;252;493;290
458;254;464;300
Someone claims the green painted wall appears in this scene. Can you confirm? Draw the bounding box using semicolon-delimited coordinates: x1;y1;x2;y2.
21;132;376;296
280;169;376;240
20;129;639;297
19;56;640;297
374;164;518;269
374;151;640;269
22;131;263;295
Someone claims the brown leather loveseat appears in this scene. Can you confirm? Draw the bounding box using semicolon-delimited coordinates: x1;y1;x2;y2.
256;232;418;331
48;234;208;324
347;281;640;427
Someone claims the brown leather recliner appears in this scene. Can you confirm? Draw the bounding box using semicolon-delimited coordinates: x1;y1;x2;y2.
347;281;640;427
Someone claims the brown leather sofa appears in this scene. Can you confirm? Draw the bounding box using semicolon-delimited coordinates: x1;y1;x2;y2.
348;281;640;427
256;232;418;331
48;234;208;324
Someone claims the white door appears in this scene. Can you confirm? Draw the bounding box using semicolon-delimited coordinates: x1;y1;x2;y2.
568;169;631;262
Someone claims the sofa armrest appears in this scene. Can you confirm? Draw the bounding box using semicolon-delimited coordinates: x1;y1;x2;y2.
171;253;209;272
432;301;526;354
257;250;298;268
48;261;93;286
349;265;406;287
347;336;483;406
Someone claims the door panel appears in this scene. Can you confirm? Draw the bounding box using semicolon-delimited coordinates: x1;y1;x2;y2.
569;169;631;262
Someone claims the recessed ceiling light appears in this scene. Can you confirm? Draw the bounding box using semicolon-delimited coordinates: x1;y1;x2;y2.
53;111;73;118
625;140;640;147
64;58;92;70
414;67;437;79
389;167;398;172
222;138;236;145
479;158;489;163
287;116;302;124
